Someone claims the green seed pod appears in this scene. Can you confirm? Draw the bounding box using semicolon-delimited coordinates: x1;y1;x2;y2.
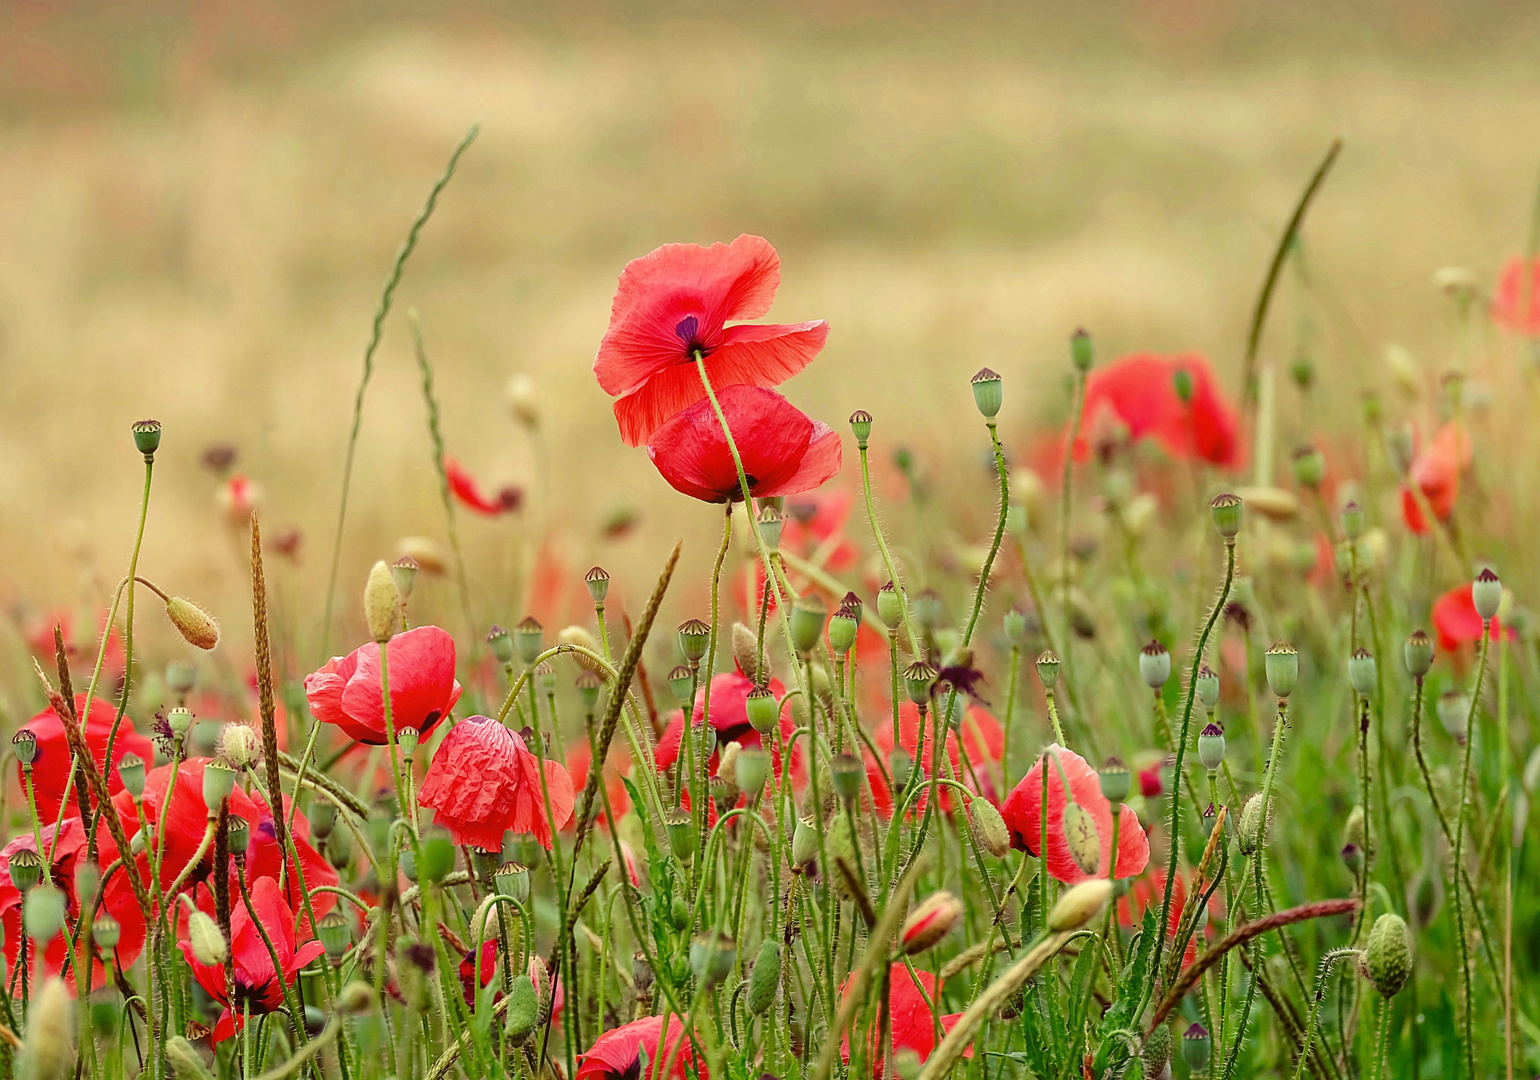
735;747;770;798
970;367;1003;419
1403;629;1434;678
25;884;66;942
840;591;864;625
689;931;736;988
1348;648;1377;697
667;665;695;711
318;910;352;958
1198;722;1226;771
1070;328;1094;373
1172;367;1194;402
1264;640;1299;699
1036;649;1061;689
1139;640;1171;689
876;581;904;631
896;1049;923;1080
201;762;237;808
390;555;419;601
1341;500;1365;540
1291;445;1326;489
791;817;818;868
584;565;610;603
757;504;784;551
166;657;199;695
888;748;913;791
904;662;936;705
1002;606;1027;646
227;814;251;858
116;752;146;799
669;895;690;931
93;914;121;950
830;754;863;803
1181;1022;1212;1072
745;687;779;734
849;409;873;446
827;605;859;656
363;562;401;644
513;616;545;665
495;860;531;903
677;619;711;664
131;418;163;457
9;849;43;893
1196;663;1220;711
664;810;697;863
418;835;456;884
337;981;376;1015
1472;567;1502;621
1365;913;1413;997
1209;492;1244;538
11;729;37;767
789;597;826;655
1437;691;1470;739
504;975;539;1043
968;798;1010;858
1142;1021;1172;1080
486;625;515;665
1098;758;1132;803
1062;801;1101;876
576;671;602;712
913;590;942;631
746;939;781;1015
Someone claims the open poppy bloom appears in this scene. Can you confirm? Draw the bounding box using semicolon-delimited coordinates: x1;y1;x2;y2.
594;233;829;447
1000;744;1149;884
419;715;575;849
18;694;154;823
654;669;801;786
1074;353;1241;468
840;964;968;1072
1431;582;1513;653
1493;255;1540;335
181;874;325;1042
647;385;841;504
866;701;1004;816
0;819;146;992
1400;423;1471;534
305;626;462;745
577;1014;704;1079
445;456;522;516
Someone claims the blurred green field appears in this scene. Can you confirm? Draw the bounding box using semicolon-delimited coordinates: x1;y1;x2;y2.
4;0;1540;663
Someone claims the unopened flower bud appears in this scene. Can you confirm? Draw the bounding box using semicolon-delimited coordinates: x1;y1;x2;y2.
689;932;736;987
901;891;963;955
1365;913;1413;997
1265;641;1298;698
970;367;1003;419
746;938;780;1015
1291;445;1326;489
791;817;818;867
503;974;539;1043
20;977;74;1080
1341;842;1364;876
165;597;221;651
1198;722;1226;771
505;373;540;430
1473;568;1501;621
1062;801;1101;875
188;910;228;966
337;981;376;1015
514;617;544;665
1142;1022;1172;1080
1239;794;1270;855
1139;640;1171;689
968;798;1010;858
1404;629;1434;677
1047;878;1112;932
363;562;401;643
1002;606;1027;646
1209;492;1244;538
219;724;261;771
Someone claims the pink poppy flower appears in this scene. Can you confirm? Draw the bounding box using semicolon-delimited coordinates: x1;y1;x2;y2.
1000;744;1150;884
1075;353;1241;468
1493;255;1540;335
304;626;462;745
577;1014;704;1079
418;715;574;849
1401;423;1470;534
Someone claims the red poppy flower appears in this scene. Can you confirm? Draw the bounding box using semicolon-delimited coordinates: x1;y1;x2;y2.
1000;744;1149;884
1493;256;1540;336
305;626;462;745
0;819;146;992
1400;423;1471;534
445;456;522;516
1118;868;1219;968
1431;583;1514;653
419;716;574;849
18;694;154;824
577;1014;704;1079
457;940;499;1006
565;743;631;829
1074;353;1241;468
217;474;261;526
654;670;801;786
594;234;829;447
646;385;841;504
840;964;969;1072
180;874;325;1042
782;490;859;572
866;701;1004;816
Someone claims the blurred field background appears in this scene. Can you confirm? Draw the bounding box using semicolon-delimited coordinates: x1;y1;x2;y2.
4;0;1540;676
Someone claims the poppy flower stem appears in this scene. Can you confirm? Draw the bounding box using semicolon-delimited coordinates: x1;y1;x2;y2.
854;437;923;657
1058;365;1086;691
1452;621;1490;1080
694;503;732;857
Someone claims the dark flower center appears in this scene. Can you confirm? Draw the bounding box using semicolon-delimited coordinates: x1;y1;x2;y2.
675;316;712;359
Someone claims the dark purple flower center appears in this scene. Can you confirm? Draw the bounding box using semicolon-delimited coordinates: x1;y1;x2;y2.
675;316;712;359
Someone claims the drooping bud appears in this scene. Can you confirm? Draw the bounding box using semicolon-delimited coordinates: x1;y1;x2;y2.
390;556;419;600
1181;1023;1212;1072
1047;878;1112;932
1142;1022;1172;1080
1098;757;1131;803
1198;722;1226;771
1265;641;1299;699
584;566;610;603
1139;640;1171;689
1348;648;1377;697
1472;568;1501;621
188;910;228;966
363;562;401;643
901;891;963;955
970;367;1003;419
729;622;761;684
1365;913;1413;997
746;939;780;1015
789;597;825;655
1341;842;1364;877
1209;492;1244;538
904;662;936;705
504;974;539;1043
132;419;163;458
1036;649;1061;689
18;977;74;1080
968;798;1010;858
1062;801;1101;876
876;581;904;631
745;686;778;734
1239;793;1270;856
166;597;221;651
1403;629;1434;677
514;617;544;665
849;409;873;446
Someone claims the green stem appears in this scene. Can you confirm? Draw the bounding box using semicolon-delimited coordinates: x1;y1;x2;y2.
856;438;923;657
1453;623;1491;1080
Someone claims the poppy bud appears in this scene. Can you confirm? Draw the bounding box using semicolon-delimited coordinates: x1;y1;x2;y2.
315;910;352;959
672;619;707;665
1047;878;1112;932
575;671;602;712
358;560;400;643
827;605;859;656
877;581;905;631
390;556;419;601
1172;367;1193;402
305;801;336;841
227;814;250;857
1345;807;1369;853
734;747;770;798
1239;793;1269;856
25;884;65;942
584;566;610;605
1196;664;1220;710
1142;1022;1172;1080
504;975;539;1043
1365;913;1413;997
19;978;74;1080
485;625;514;665
849;409;873;446
514;617;544;665
971;367;1003;419
1063;801;1101;876
729;623;762;685
1404;629;1434;677
1209;492;1244;539
757;504;784;551
12;729;37;767
1348;648;1377;697
201;762;237;809
1341;500;1365;540
1291;445;1326;489
744;686;778;734
1182;1023;1212;1072
1385;423;1414;474
746;939;780;1015
164;597;221;652
904;662;936;705
830;753;862;804
1341;842;1364;876
219;724;261;771
188;910;227;966
789;598;825;655
1002;606;1027;646
1198;722;1226;771
1069;328;1094;373
132;419;162;458
1139;640;1171;689
664;810;696;862
337;981;376;1015
686;931;735;988
1036;650;1061;689
1473;568;1501;621
93;913;121;950
1436;691;1469;739
418;835;456;883
901;891;963;955
1098;758;1131;803
1265;640;1298;699
9;849;42;893
791;816;818;867
968;798;1010;858
895;1049;923;1080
